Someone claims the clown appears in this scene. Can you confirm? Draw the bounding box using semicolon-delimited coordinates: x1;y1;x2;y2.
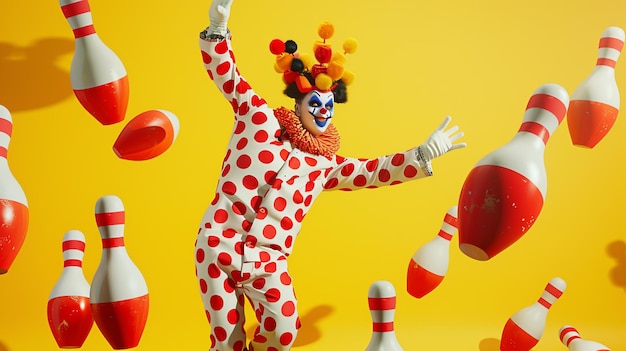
195;1;466;350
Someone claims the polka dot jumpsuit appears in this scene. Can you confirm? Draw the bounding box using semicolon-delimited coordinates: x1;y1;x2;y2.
195;32;433;351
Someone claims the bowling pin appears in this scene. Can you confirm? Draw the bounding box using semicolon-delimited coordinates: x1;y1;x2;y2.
47;230;94;348
567;26;625;148
91;195;148;349
458;84;569;260
0;104;29;274
559;325;611;351
407;205;457;298
366;281;403;351
500;277;566;351
113;109;180;161
60;0;129;125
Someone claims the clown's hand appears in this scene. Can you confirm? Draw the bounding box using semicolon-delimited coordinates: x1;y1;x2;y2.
417;116;466;162
207;0;233;37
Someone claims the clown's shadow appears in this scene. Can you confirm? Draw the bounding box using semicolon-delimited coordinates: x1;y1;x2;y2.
607;240;626;292
478;337;500;351
246;304;333;347
0;38;74;112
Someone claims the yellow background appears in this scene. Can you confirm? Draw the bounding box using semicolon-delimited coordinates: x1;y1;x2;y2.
1;0;625;350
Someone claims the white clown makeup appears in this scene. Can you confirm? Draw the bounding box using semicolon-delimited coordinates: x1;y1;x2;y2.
296;90;334;136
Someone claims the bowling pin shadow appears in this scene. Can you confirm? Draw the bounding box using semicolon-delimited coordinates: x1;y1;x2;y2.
0;341;9;351
606;240;626;292
478;337;500;351
245;304;334;347
0;38;74;112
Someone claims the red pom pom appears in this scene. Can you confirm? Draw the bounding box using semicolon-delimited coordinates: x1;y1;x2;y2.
269;39;286;55
315;45;332;64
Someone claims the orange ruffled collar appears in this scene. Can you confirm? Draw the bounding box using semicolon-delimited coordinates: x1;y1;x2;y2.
274;107;340;159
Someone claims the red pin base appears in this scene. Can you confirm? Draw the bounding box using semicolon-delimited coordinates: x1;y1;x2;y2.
406;259;444;298
500;319;539;351
91;294;149;350
0;199;29;274
47;296;93;348
113;110;177;161
458;165;543;261
73;76;129;126
567;100;619;148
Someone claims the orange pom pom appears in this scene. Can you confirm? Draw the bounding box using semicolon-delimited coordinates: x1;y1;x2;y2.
327;61;345;81
318;22;334;40
276;53;293;72
343;38;358;54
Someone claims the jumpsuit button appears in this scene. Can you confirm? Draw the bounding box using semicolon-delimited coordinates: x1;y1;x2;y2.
246;242;254;248
259;208;267;214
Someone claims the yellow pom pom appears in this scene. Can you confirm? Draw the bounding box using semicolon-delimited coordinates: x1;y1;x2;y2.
341;70;355;85
276;53;293;72
315;73;333;91
318;22;334;40
327;61;345;81
299;53;314;71
332;51;346;64
343;38;358;54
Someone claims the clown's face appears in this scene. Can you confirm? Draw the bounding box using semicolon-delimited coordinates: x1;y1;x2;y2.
296;90;334;136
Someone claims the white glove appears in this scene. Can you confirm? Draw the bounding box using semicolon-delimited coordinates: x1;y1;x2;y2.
207;0;233;37
417;116;466;161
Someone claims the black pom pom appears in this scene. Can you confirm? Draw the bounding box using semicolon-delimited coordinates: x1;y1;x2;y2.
285;40;298;54
290;58;305;73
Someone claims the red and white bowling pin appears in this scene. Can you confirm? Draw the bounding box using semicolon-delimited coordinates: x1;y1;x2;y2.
0;105;29;274
60;0;129;125
47;230;94;348
500;277;567;351
567;26;625;148
91;195;148;349
458;84;569;260
407;205;457;298
113;109;180;161
366;281;403;351
559;325;611;351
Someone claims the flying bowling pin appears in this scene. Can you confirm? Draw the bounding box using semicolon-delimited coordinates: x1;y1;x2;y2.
60;0;129;125
407;205;457;298
0;104;29;274
500;277;566;351
567;26;625;148
365;280;403;351
559;325;611;351
458;84;569;260
47;230;94;348
91;195;148;349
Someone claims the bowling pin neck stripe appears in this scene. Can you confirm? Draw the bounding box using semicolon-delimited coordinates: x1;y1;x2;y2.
102;237;125;248
520;93;567;144
438;229;454;241
368;296;396;310
559;326;580;346
95;211;125;226
64;259;83;267
61;0;96;38
537;282;564;308
372;322;394;332
62;239;86;252
597;37;624;68
0;118;13;137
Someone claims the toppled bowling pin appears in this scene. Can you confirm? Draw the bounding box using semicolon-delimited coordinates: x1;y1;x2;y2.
365;281;403;351
90;195;149;349
458;84;569;260
47;230;94;348
0;104;29;274
567;26;625;148
60;0;129;125
407;205;457;298
113;109;180;161
500;277;566;351
559;325;611;351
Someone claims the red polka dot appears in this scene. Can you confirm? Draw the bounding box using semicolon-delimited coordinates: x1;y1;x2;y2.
207;69;214;80
201;51;212;64
304;195;313;206
250;196;262;211
252;94;266;107
264;317;277;331
309;170;322;181
353;174;367;187
215;40;228;54
236;137;248;150
196;248;205;263
218;252;232;266
210;295;224;310
265;288;281;302
279;332;293;346
237;154;252;169
252;130;268;143
234;341;245;351
214;326;227;342
305;157;317;166
274;197;287;211
236;80;251;94
391;153;405;166
294;209;305;222
253;334;267;343
366;159;379;172
208;263;221;278
243;175;259;190
324;178;339;189
281;217;293;230
252;278;266;289
211;193;220;206
216;61;231;75
251;111;267;125
223;79;234;94
199;278;207;293
232;202;247;215
234;241;243;255
208;236;220;247
378;169;391;182
285;235;293;248
272;178;283;190
341;163;355;176
210;334;215;347
221;164;231;177
263;224;277;239
224;278;236;293
214;209;229;223
305;181;315;192
238;102;250;116
282;301;295;316
404;165;418;178
260;251;271;262
222;181;237;195
280;272;292;285
258;150;274;164
280;149;290;161
227;309;240;324
223;228;236;238
288;157;301;169
242;219;252;232
257;207;268;220
234;121;246;134
265;170;278;183
264;262;277;273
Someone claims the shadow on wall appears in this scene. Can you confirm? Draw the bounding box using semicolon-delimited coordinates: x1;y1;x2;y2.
245;304;333;347
607;240;626;292
0;341;9;351
0;38;73;112
479;337;500;351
